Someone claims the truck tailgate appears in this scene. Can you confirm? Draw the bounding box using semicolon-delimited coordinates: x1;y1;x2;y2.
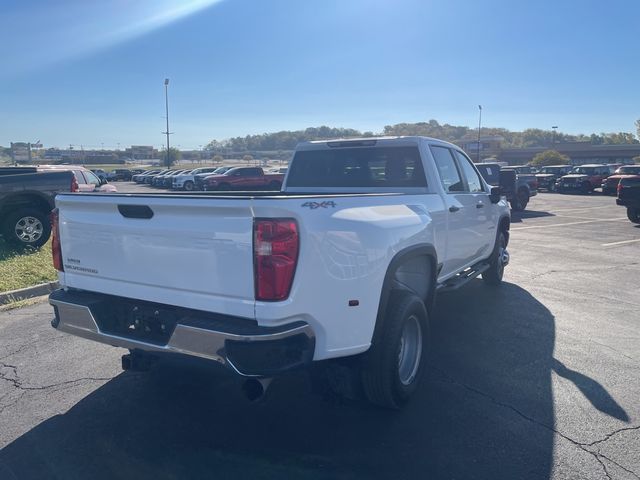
56;194;255;319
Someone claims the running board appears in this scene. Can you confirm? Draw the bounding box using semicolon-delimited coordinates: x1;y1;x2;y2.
437;263;490;293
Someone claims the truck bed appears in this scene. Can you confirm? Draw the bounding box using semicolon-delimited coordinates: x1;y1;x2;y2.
54;189;434;360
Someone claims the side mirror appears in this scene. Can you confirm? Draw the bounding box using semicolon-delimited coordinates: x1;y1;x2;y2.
489;186;501;204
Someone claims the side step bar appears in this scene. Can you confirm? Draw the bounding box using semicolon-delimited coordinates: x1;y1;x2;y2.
437;262;490;293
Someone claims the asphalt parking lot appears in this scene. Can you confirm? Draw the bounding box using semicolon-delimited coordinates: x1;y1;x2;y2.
0;192;638;480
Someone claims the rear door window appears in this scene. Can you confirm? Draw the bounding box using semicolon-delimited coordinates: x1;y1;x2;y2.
84;171;101;186
72;170;87;184
286;146;426;188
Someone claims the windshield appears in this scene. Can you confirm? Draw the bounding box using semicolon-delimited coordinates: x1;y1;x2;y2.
540;167;566;174
571;167;596;174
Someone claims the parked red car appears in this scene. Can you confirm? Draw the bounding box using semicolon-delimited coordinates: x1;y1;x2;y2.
601;165;640;195
202;167;284;191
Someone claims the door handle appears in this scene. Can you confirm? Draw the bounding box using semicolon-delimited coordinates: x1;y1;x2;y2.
476;202;484;208
449;205;460;213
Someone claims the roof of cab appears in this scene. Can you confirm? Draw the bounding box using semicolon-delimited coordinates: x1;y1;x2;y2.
296;136;459;150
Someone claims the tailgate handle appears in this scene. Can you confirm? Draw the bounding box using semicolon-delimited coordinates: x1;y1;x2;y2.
118;204;154;219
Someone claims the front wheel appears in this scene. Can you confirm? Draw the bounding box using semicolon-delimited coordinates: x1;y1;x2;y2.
2;208;51;249
627;207;640;224
361;292;429;409
183;181;195;191
482;230;508;286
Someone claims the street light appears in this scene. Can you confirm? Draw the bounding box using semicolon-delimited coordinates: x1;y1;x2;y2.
162;78;172;167
552;126;558;146
477;105;482;162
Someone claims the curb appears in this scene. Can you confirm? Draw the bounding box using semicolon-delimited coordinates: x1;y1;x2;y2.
0;281;59;306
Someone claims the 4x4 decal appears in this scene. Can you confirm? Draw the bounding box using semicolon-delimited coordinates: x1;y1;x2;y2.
301;201;336;209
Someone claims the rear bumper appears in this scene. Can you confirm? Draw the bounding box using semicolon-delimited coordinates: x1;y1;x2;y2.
49;289;315;377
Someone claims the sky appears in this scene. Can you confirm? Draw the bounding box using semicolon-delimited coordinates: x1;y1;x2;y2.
1;0;639;149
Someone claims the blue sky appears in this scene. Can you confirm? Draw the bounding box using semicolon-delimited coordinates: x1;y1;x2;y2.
1;0;638;149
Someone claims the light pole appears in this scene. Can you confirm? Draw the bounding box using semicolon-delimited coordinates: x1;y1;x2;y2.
163;78;172;167
552;126;558;146
477;105;482;162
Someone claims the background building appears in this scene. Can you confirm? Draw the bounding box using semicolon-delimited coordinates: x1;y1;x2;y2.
458;137;640;165
126;146;157;160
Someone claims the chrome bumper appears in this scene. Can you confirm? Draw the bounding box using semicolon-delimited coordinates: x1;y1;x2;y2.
49;289;314;376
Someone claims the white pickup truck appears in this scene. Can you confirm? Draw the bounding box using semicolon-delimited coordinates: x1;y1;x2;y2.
49;137;511;408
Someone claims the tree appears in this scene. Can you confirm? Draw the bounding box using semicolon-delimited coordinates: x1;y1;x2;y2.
203;122;640;153
590;132;639;145
243;154;253;164
634;156;640;164
531;150;570;167
212;154;223;164
164;147;181;167
636;119;640;140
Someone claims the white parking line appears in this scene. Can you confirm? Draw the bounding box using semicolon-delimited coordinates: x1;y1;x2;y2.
511;217;627;231
601;238;640;247
550;205;613;214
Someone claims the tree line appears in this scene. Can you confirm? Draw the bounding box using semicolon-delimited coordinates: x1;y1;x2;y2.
205;119;640;153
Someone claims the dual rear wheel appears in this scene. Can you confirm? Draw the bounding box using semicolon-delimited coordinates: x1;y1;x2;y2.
360;291;429;408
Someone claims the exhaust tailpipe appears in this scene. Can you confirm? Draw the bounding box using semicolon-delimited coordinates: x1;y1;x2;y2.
242;377;273;402
121;353;156;372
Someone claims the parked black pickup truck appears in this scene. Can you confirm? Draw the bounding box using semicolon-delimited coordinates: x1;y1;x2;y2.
476;163;538;211
0;168;75;248
616;176;640;224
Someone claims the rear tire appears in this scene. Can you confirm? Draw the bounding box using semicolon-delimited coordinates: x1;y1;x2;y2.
361;291;429;409
627;207;640;224
510;188;529;211
482;230;508;286
2;208;51;249
183;181;194;191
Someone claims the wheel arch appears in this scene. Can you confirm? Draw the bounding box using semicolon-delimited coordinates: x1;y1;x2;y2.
371;244;438;348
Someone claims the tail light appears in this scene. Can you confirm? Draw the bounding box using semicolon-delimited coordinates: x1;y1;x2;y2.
71;174;79;192
254;219;299;301
51;208;64;271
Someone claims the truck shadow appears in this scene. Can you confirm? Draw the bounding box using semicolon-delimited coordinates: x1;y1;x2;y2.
510;210;556;223
0;282;577;479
